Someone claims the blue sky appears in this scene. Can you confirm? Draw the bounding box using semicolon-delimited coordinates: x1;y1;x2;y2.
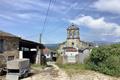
0;0;120;43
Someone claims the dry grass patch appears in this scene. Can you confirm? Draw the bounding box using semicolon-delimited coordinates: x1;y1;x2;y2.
57;63;88;76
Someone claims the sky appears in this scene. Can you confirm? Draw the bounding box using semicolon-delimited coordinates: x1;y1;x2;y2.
0;0;120;44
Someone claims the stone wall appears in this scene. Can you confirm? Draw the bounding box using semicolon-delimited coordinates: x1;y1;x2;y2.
78;49;91;64
3;37;19;51
66;39;81;48
63;55;68;64
62;49;91;64
2;50;19;60
0;37;19;61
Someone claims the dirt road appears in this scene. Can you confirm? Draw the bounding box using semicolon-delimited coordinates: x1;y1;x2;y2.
22;62;70;80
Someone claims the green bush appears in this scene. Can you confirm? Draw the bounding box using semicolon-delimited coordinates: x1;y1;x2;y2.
86;44;120;77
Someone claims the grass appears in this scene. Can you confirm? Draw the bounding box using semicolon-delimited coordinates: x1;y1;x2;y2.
31;64;47;69
57;63;88;75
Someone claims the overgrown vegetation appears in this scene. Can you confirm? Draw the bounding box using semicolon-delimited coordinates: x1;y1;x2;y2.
86;44;120;77
56;44;120;77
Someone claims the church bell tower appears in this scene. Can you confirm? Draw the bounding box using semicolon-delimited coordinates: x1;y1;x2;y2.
66;23;81;48
67;23;80;39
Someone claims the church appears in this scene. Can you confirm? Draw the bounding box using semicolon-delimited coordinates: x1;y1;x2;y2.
58;23;92;64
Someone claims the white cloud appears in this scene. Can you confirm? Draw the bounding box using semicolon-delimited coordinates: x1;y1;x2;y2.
0;14;14;20
1;0;69;14
16;13;34;20
0;0;70;23
114;38;120;42
92;0;120;15
70;16;120;37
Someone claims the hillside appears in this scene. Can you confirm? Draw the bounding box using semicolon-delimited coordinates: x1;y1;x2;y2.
45;44;59;49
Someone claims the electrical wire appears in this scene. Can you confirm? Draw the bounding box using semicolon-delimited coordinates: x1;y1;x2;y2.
41;0;52;35
24;0;56;42
24;0;93;43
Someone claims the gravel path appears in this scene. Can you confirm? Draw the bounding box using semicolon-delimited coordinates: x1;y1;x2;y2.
22;62;70;80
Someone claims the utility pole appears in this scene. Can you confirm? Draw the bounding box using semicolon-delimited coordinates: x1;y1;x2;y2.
36;33;42;64
39;33;43;65
39;33;42;43
39;33;42;64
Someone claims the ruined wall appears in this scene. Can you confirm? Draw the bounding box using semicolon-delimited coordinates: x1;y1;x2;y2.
61;49;91;64
3;37;19;51
0;37;19;60
77;49;91;64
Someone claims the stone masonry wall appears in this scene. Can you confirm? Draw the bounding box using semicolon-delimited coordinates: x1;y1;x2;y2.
0;37;19;60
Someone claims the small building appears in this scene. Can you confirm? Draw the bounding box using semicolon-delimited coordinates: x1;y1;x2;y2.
0;31;20;61
43;47;57;61
0;30;45;64
63;47;79;63
43;47;51;61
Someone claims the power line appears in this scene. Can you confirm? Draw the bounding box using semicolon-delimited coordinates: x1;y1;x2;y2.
45;25;67;35
25;0;56;42
52;0;57;8
24;0;56;43
42;0;82;33
44;0;93;42
25;0;93;43
41;0;79;36
41;0;52;35
44;0;92;35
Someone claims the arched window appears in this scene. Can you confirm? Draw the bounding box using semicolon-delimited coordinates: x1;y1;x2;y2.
70;31;73;38
74;30;79;38
72;42;74;47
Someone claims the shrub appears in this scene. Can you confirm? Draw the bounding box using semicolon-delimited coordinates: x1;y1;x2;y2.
86;44;120;77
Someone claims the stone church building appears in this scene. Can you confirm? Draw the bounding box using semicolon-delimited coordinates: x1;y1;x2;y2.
58;24;92;64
